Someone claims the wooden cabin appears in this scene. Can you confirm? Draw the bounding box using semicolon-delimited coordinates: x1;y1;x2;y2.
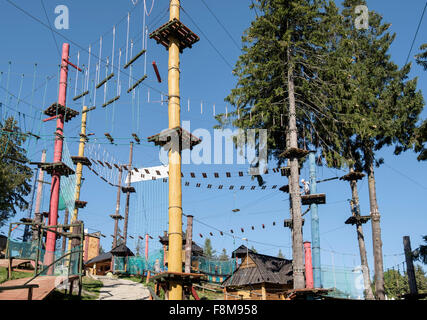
222;252;293;300
83;231;100;263
84;244;134;276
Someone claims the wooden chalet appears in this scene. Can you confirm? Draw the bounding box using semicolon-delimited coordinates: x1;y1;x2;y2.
222;251;293;300
84;243;134;276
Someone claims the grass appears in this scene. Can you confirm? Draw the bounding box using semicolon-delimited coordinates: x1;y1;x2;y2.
0;267;31;284
46;276;104;300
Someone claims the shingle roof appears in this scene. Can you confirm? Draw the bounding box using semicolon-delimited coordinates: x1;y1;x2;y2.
231;245;254;258
158;235;203;255
85;251;112;265
110;243;135;256
222;252;293;287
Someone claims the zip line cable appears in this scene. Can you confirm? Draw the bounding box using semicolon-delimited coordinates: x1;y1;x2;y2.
405;0;427;65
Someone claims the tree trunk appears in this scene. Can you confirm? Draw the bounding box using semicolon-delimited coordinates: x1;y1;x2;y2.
366;151;385;300
287;60;305;289
349;174;375;300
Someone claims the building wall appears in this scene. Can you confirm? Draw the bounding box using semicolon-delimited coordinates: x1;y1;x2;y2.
84;233;100;262
224;283;292;300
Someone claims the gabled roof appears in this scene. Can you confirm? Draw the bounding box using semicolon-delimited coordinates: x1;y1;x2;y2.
231;245;254;258
158;234;203;255
110;243;135;256
85;251;112;265
222;252;293;287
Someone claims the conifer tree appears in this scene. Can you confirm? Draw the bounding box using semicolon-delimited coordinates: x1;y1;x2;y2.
0;117;33;227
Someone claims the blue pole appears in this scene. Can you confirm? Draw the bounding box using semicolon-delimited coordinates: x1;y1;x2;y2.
309;151;321;288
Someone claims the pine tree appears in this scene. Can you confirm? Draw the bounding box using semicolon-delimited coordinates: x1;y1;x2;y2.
217;0;344;290
278;249;284;259
219;248;228;261
203;238;216;258
414;44;427;161
0;117;33;227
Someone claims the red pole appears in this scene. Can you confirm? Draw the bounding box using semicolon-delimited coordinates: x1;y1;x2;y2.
45;43;70;270
145;233;149;260
304;241;314;289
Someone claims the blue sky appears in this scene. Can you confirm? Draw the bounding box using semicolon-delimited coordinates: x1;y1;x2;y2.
0;0;426;274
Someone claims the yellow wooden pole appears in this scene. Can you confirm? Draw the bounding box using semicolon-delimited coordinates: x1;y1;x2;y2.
68;105;88;251
168;0;183;300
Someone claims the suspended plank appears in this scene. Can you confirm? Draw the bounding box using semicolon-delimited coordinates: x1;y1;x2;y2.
123;49;146;69
127;74;147;93
102;95;120;108
73;90;89;101
96;73;115;89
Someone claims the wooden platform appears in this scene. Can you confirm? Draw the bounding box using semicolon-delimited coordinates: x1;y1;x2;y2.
121;186;136;194
280;166;301;176
43;103;79;122
71;156;92;166
149;18;200;52
345;215;371;225
279;185;289;193
0;275;78;300
340;171;365;181
151;272;205;285
285;288;331;300
31;162;75;177
147;126;202;150
279;148;309;159
301;193;326;205
110;214;124;220
283;219;305;229
74;200;87;209
0;259;35;269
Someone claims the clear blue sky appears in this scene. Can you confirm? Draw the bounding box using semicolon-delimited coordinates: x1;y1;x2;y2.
0;0;426;273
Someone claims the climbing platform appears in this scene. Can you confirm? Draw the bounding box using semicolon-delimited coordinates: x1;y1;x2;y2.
104;133;114;144
31;162;75;177
279;148;309;159
132;133;141;144
43;103;79;122
284;219;305;229
280;166;301;176
340;171;365;181
121;186;136;194
102;95;120;108
279;185;289;193
74;200;87;209
147;126;202;150
110;214;124;220
345;215;371;225
149;18;200;52
301;193;326;205
71;156;92;166
151;272;205;285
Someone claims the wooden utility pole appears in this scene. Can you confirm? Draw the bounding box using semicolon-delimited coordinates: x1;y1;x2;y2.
111;168;124;249
367;157;385;300
403;236;418;296
69;105;88;251
34;150;47;216
122;142;133;246
349;175;375;300
287;59;305;289
184;215;193;273
62;208;69;253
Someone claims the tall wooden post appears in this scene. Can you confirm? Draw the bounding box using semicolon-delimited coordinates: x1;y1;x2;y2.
34;150;47;217
112;168;123;249
184;215;193;273
68;105;88;251
349;172;375;300
123;142;133;246
403;236;418;296
45;43;70;270
167;0;183;300
62;208;69;253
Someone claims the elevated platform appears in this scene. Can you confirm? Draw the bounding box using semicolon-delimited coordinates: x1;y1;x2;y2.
71;156;92;166
340;171;365;181
149;18;200;52
43;103;79;122
279;148;309;159
74;200;87;209
280;166;301;177
151;271;205;285
110;214;124;220
284;219;305;229
301;193;326;205
279;185;289;193
31;162;75;177
285;288;331;300
147;126;202;151
121;186;136;194
345;215;371;225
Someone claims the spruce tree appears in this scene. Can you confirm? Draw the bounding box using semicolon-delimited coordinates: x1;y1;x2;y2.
217;0;344;290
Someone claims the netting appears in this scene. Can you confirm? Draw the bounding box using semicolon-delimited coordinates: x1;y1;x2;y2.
113;249;165;274
194;256;237;277
7;239;82;276
59;138;77;214
321;265;365;300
